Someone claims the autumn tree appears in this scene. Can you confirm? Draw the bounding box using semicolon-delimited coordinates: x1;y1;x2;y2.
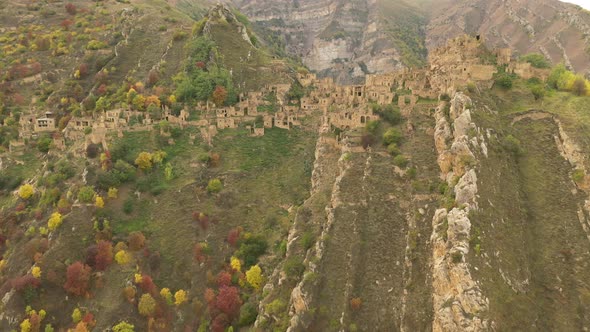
227;228;240;247
216;271;232;287
145;95;161;108
113;321;135;332
123;286;136;303
78;63;89;77
139;275;157;295
115;250;131;265
18;184;34;199
215;286;242;319
61;19;73;30
174;289;187;306
135;152;153;170
350;297;362;310
32;266;41;279
64;262;92;296
65;3;77;15
138;293;156;317
246;265;263;290
95;196;105;208
147;70;160;86
160;288;173;305
204;288;216;307
194;243;207;263
128;232;146;251
211;314;229;332
230;257;241;273
47;212;63;231
95;241;113;271
212;86;227;107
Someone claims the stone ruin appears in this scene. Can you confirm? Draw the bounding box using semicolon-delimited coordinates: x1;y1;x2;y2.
10;35;552;153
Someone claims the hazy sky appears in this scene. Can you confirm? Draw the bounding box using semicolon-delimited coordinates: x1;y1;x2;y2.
561;0;590;9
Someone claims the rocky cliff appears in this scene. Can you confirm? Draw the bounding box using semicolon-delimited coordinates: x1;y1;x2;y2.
227;0;427;83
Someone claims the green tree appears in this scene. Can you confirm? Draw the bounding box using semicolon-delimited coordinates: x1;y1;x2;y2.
495;72;514;89
95;96;110;112
37;137;52;153
77;186;96;203
383;128;403;145
530;85;545;100
520;53;551;68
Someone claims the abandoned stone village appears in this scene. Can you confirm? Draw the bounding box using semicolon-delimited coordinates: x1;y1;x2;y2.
8;35;550;155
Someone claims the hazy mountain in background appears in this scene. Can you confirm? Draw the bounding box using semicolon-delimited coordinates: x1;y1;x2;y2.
213;0;590;80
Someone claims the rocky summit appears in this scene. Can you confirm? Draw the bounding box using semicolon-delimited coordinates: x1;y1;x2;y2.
1;0;590;331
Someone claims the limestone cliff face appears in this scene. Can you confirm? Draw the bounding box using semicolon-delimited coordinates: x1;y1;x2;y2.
228;0;419;83
426;0;590;75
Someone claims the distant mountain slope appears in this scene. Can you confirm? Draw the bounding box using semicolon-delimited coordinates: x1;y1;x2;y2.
228;0;427;83
215;0;590;79
426;0;590;74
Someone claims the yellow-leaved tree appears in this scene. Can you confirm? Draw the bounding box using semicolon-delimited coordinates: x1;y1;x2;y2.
135;152;153;170
230;256;241;272
174;289;187;306
246;265;263;290
160;288;173;305
18;184;34;199
95;196;105;208
115;250;131;265
32;266;41;279
47;212;63;231
138;294;156;317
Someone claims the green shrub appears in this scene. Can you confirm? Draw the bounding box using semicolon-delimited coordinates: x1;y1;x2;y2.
440;94;451;101
383;128;403;145
387;143;401;156
300;231;314;251
393;155;408;168
502;135;522;156
365;120;380;134
86;40;108;50
237;235;268;268
520;53;551;69
377;104;402;125
283;257;305;278
238;303;258;327
37;137;52;153
530;85;545;100
573;169;585;184
495;72;514;89
77;186;96;203
407;167;417;179
123;198;134;214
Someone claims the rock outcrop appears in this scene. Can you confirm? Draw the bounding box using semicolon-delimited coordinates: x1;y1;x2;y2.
431;92;490;331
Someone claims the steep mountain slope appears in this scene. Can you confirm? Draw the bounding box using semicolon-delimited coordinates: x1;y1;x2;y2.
426;0;590;75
